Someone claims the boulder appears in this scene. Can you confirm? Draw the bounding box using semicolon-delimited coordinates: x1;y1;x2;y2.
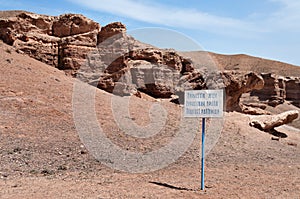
249;110;299;131
241;105;271;115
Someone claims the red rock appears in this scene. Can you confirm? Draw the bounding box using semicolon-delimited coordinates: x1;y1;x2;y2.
250;110;299;131
97;22;126;43
222;71;264;111
251;73;285;107
52;14;100;37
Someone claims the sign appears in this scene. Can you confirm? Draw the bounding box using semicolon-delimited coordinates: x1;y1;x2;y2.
183;89;224;190
184;89;223;118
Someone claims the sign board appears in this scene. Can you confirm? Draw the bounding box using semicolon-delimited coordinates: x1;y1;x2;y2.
184;89;224;118
183;89;224;190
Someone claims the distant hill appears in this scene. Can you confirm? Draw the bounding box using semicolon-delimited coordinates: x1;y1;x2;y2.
0;10;35;17
209;52;300;76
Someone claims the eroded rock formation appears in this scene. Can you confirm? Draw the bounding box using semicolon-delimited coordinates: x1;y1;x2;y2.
249;110;299;131
97;48;197;98
222;71;264;111
93;47;264;110
240;102;271;115
285;77;300;107
0;11;266;111
1;11;300;111
0;11;126;74
250;73;285;107
97;22;126;43
246;74;300;109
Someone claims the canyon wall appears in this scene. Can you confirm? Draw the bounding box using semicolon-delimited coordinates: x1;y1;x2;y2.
1;11;299;111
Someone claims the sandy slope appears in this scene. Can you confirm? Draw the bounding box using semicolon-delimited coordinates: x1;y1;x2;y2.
180;50;300;76
210;52;300;76
0;41;300;198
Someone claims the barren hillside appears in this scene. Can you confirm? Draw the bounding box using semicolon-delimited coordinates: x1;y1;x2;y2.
1;29;300;199
210;52;300;76
1;10;300;199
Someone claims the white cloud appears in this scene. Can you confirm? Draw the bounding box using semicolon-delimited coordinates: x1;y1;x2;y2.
66;0;300;65
267;0;300;31
68;0;258;37
68;0;300;36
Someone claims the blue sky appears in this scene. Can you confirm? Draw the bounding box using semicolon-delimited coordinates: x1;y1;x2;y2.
1;0;300;66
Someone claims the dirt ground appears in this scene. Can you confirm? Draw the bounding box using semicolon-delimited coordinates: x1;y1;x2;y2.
0;41;300;198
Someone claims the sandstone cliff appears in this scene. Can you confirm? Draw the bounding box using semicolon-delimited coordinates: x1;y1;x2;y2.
1;10;299;112
0;11;127;75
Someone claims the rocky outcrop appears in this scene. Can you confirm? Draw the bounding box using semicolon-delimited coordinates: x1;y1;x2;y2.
285;77;300;107
90;46;264;110
52;14;99;38
0;11;130;74
86;36;221;100
246;74;300;108
0;12;54;45
58;30;99;72
250;73;285;107
95;47;196;98
76;31;156;85
0;11;102;72
249;110;299;131
0;12;59;66
241;103;271;115
97;22;126;44
1;11;299;112
222;71;264;111
78;31;264;110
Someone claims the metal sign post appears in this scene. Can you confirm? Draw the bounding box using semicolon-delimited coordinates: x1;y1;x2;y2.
201;117;205;190
184;89;223;191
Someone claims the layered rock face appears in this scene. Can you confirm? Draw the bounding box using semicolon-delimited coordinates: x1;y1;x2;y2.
98;48;200;97
1;11;299;112
250;73;285;107
97;22;126;43
285;77;300;107
78;36;204;98
0;12;59;66
248;74;300;108
79;36;263;110
99;48;187;98
0;11;127;74
0;11;265;111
